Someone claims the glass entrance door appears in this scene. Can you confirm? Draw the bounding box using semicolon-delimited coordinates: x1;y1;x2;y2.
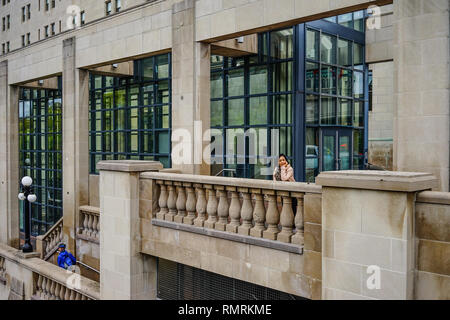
322;129;352;171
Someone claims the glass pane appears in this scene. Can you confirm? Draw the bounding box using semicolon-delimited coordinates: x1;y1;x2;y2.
94;75;102;89
321;66;336;95
249;96;267;125
353;129;364;158
324;16;336;23
211;55;224;71
211;100;223;127
305;128;319;183
272;94;292;125
278;126;292;157
338;68;352;97
339;135;350;170
156;81;169;104
227;69;244;97
306;29;319;60
227;99;244;126
142;57;154;81
306;94;319;125
270;28;293;60
115;88;126;108
129;86;139;107
211;72;223;98
272;62;292;92
306;62;319;92
354;43;364;66
320;34;336;64
354;10;364;32
249;65;267;95
321;97;336;125
353;101;364;127
157;131;170;154
323;134;336;171
338;99;352;126
143;84;154;105
338;39;352;67
105;76;114;87
156;54;169;79
353;71;364;99
338;13;353;29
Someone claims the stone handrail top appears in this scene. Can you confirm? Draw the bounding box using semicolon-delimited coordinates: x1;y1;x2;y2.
0;243;100;300
416;191;450;205
140;171;322;194
79;205;101;215
316;170;438;192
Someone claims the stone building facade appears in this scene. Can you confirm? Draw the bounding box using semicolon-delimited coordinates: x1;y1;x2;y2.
0;0;449;300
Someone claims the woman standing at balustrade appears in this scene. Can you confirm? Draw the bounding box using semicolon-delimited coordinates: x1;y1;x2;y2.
273;154;296;182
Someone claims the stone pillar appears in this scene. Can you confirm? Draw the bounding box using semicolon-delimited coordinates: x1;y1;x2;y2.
393;0;450;191
317;171;437;300
0;60;20;248
171;0;211;175
98;160;162;300
62;37;90;255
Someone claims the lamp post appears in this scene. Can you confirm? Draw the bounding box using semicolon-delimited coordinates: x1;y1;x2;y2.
18;176;37;253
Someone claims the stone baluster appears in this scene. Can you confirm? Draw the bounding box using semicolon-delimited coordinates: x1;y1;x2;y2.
193;184;206;227
277;192;295;243
204;185;218;229
54;283;61;300
291;193;305;245
215;186;229;231
69;289;76;300
75;292;82;300
87;214;93;237
81;295;87;301
165;182;177;222
263;191;280;240
226;187;241;233
59;285;66;300
156;181;168;220
184;184;196;225
64;286;71;300
36;275;43;298
250;190;266;238
90;215;96;238
238;188;253;236
49;280;56;300
83;212;88;235
58;224;63;243
96;216;100;239
174;183;187;223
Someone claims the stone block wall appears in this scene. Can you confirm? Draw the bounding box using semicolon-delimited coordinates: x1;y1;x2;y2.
414;193;450;299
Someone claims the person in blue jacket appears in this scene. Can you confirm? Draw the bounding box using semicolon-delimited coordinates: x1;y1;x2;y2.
57;243;76;270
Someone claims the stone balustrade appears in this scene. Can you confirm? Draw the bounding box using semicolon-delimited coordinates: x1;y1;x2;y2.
141;172;322;250
78;206;100;244
32;273;92;300
0;257;5;285
36;218;63;261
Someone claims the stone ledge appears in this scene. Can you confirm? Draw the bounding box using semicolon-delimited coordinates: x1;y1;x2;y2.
77;233;100;245
151;219;303;255
416;191;450;205
97;160;163;172
316;170;438;192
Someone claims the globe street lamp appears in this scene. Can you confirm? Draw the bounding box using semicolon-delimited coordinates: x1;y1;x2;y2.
18;176;37;253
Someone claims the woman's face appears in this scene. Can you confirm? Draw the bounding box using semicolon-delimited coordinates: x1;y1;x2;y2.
279;156;287;167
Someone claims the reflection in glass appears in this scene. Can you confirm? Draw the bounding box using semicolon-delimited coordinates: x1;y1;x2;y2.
321;66;336;95
353;101;364;127
338;13;353;29
338;69;352;97
323;134;335;171
338;99;352;126
321;97;336;125
272;62;292;92
353;10;364;32
354;43;364;66
306;29;319;60
320;34;336;64
211;100;223;127
249;66;267;95
249;97;267;125
353;71;364;99
227;68;244;97
270;28;293;60
211;72;223;98
306;62;319;92
156;54;169;79
306;128;319;183
339;135;351;170
306;95;319;125
272;94;292;125
338;39;352;67
228;99;244;126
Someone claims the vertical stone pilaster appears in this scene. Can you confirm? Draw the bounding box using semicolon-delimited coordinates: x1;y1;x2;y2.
62;37;90;255
98;160;162;300
393;0;450;191
171;0;210;175
0;60;20;248
317;171;437;300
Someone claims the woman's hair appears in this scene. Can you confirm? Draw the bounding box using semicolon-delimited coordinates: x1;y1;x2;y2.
278;154;289;165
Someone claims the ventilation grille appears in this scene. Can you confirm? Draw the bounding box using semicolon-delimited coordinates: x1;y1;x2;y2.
157;258;306;300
